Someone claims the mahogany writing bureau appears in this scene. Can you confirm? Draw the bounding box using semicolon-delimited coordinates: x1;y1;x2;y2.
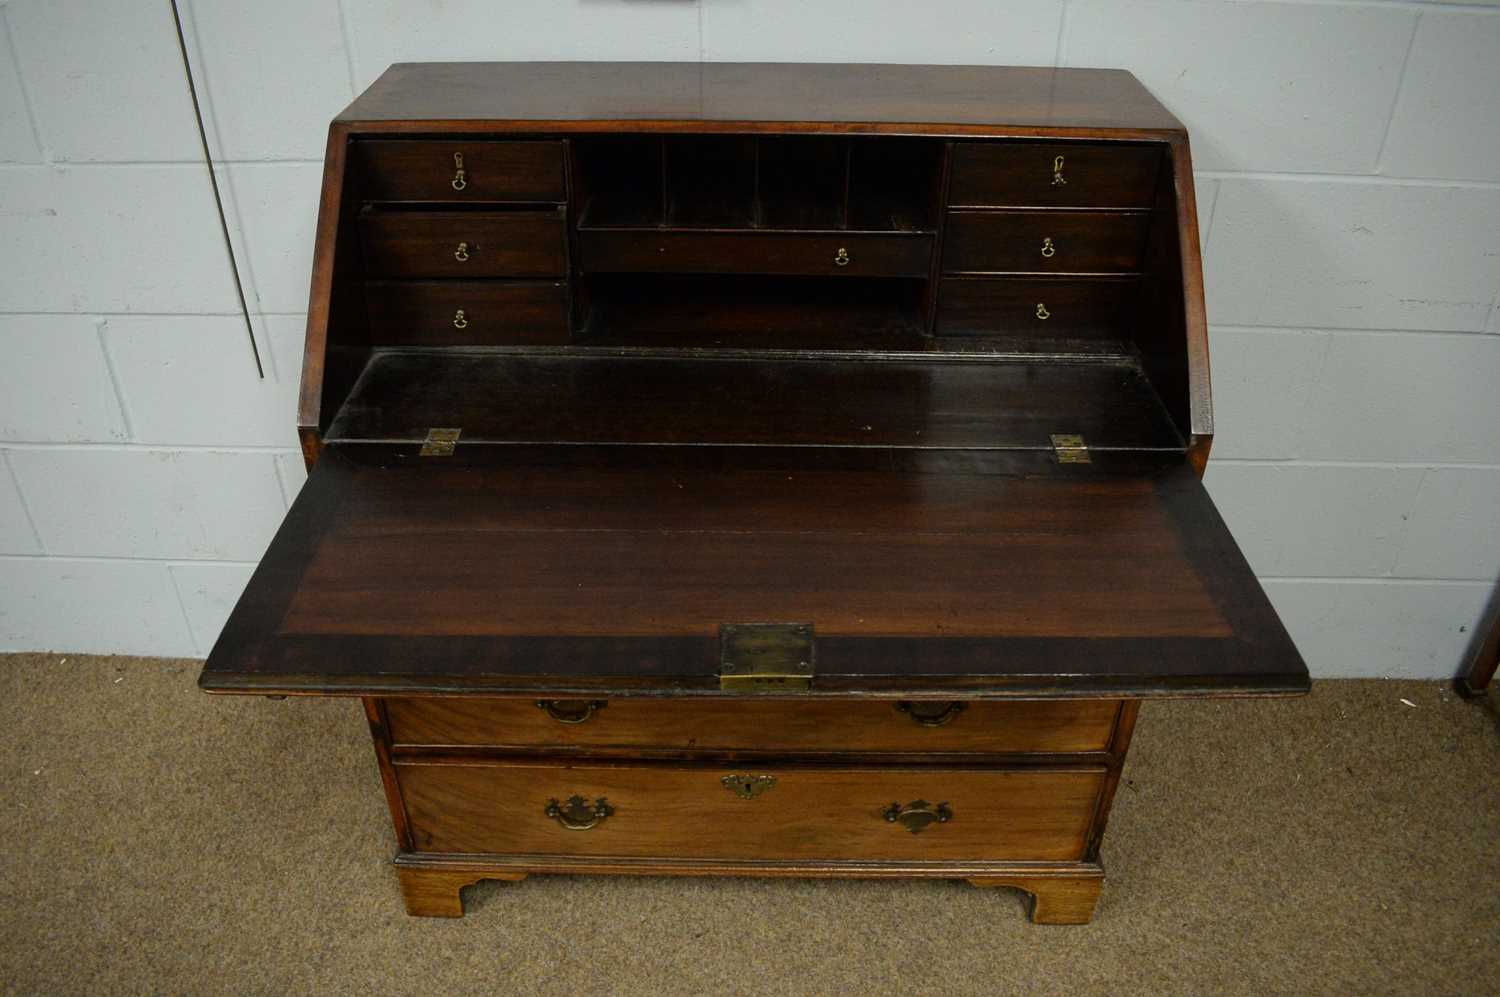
201;63;1308;924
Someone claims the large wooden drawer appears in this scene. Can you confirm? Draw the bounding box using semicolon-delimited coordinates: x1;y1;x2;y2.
384;698;1123;755
355;139;566;202
360;209;567;278
935;276;1137;339
577;229;933;277
364;280;569;346
943;210;1149;274
949;142;1161;209
396;760;1105;861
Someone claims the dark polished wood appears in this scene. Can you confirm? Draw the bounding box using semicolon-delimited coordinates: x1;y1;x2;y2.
359;209;567;278
942;210;1149;274
212;62;1303;923
934;276;1138;339
322;350;1181;450
949;142;1162;209
355;138;565;203
339;63;1184;134
364;280;569;346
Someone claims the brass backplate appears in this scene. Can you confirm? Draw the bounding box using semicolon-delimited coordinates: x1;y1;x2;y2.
719;623;814;692
419;427;462;456
1050;433;1090;464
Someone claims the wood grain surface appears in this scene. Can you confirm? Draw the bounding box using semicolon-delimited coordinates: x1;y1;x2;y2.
396;759;1106;861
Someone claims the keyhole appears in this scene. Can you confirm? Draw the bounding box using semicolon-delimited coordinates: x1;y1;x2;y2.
1051;154;1066;186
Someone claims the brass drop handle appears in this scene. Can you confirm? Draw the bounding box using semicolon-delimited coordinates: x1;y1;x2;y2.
1041;236;1056;258
1035;303;1051;320
452;308;469;329
1051;154;1066;186
545;795;614;830
834;247;850;267
894;701;966;727
454;241;470;262
451;152;467;191
535;699;606;724
884;799;952;834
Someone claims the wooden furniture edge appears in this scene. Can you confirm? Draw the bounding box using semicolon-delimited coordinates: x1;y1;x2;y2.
297;122;351;469
1456;587;1500;697
392;853;1106;923
1167;133;1213;476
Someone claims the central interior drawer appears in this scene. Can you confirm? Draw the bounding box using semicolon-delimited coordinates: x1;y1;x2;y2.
577;229;934;277
383;698;1122;755
359;209;567;278
396;760;1106;861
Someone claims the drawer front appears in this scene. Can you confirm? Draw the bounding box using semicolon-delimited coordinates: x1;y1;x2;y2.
397;760;1105;861
578;230;934;277
385;698;1121;754
360;210;567;278
949;142;1161;209
356;140;565;202
365;280;569;346
935;277;1137;339
943;211;1149;274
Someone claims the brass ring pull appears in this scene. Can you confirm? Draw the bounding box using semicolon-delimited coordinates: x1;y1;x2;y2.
894;701;966;727
834;247;850;267
545;795;614;831
454;241;470;262
452;308;469;329
1041;236;1055;258
1051;154;1066;187
884;799;952;834
451;152;467;191
535;699;606;724
1035;303;1051;320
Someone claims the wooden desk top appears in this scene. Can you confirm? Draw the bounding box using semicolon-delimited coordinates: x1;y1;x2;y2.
338;62;1184;137
202;445;1306;699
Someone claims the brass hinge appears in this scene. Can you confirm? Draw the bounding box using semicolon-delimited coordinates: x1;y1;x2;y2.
419;427;462;457
719;623;814;692
1050;433;1090;464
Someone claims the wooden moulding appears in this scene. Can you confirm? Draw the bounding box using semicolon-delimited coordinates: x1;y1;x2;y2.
393;853;1105;923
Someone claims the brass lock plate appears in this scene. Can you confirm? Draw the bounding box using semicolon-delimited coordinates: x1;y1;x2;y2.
719;623;814;692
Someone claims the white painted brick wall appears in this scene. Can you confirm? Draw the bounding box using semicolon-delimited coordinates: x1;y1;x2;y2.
0;0;1496;678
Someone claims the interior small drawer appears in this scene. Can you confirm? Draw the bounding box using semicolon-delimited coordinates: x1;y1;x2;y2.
360;209;567;278
935;276;1137;339
943;210;1149;274
355;139;565;202
364;280;569;346
949;142;1161;209
384;698;1121;754
396;759;1105;861
576;230;934;277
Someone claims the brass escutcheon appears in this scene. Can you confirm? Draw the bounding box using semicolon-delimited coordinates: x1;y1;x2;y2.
454;241;470;262
721;774;777;800
834;247;850;267
545;795;614;830
451;152;467;191
1035;302;1051;320
452;308;469;329
884;799;953;834
894;701;966;727
535;699;606;724
1051;154;1066;186
1041;236;1056;258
